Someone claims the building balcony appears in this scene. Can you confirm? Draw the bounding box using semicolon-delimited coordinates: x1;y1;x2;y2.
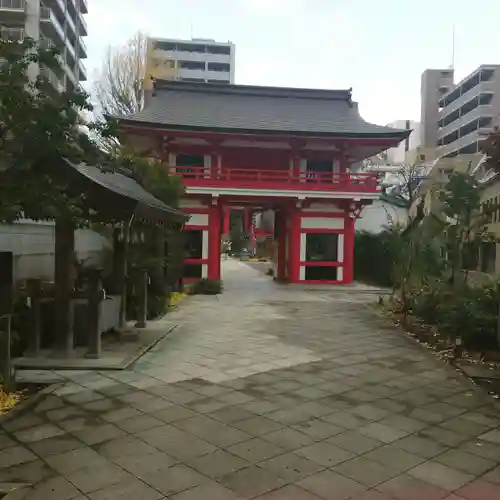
439;81;496;119
174;167;380;196
0;0;25;23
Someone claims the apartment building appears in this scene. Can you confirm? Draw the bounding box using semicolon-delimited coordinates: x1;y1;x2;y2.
145;36;235;85
0;0;88;91
420;65;500;158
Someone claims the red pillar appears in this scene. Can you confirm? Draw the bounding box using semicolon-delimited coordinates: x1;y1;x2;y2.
343;213;355;284
276;211;287;281
292;154;301;180
222;207;230;236
243;208;251;233
208;200;221;281
287;206;301;283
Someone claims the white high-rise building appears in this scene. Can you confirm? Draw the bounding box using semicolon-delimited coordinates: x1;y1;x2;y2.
385;120;421;164
0;0;88;91
146;37;235;84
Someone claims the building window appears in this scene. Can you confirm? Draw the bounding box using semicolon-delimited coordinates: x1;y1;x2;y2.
207;45;231;55
176;154;204;176
184;231;203;259
178;43;206;53
182;78;206;82
305;233;339;262
305;266;338;281
179;60;205;70
207;62;230;72
208;79;230;84
154;41;176;51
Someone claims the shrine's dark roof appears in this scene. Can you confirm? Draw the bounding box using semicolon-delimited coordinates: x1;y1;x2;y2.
117;80;411;140
58;159;187;224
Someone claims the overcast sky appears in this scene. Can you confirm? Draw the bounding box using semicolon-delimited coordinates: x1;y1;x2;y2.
87;0;500;125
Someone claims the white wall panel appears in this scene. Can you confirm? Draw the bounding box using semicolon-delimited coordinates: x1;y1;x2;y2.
301;217;344;230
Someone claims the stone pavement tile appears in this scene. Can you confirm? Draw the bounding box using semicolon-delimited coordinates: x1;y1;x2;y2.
73;423;126;446
232;416;284;437
133;463;208;496
57;415;104;433
461;412;500;429
327;430;384;455
297;469;367;500
87;477;163;500
65;461;131;493
0;460;54;484
391;435;449;459
357;422;410;444
114;414;165;433
100;407;143;423
110;449;177;478
362;445;426;473
218;391;257;405
295;442;355;467
407;461;474;491
349;405;390;422
0;446;37;469
455;479;500;500
376;474;449;500
422;402;466;419
187;397;229;414
438;418;490;439
408;408;448;425
419;427;469;447
321;411;372;430
434;449;496;476
332;457;401;488
63;390;105;405
151;404;198;423
95;383;134;397
265;408;316;426
220;464;287;498
0;433;16;451
81;399;118;413
227;438;285;463
458;440;500;462
2;414;44;433
443;392;490;410
11;476;82;500
238;400;281;416
169;481;244;500
377;415;428;433
32;395;66;414
27;435;85;458
174;415;251;447
45;447;110;475
482;464;500;484
477;429;500;445
207;406;256;423
95;435;159;459
258;452;323;482
374;399;409;414
349;490;399;500
291;419;344;440
45;406;89;422
253;484;322;499
14;424;66;444
185;449;250;478
261;428;315;451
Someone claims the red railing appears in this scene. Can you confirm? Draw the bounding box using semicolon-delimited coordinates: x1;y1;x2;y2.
174;167;380;193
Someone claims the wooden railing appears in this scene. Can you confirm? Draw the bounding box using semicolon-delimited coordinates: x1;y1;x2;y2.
174;166;380;193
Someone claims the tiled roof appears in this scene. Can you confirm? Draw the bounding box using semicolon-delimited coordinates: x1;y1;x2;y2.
117;81;411;140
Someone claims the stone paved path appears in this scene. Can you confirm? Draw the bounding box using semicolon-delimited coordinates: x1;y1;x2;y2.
3;260;500;499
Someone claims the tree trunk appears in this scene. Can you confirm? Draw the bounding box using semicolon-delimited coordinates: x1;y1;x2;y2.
54;220;75;357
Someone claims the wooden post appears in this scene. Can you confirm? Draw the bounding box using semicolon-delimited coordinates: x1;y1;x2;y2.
26;279;42;357
0;315;13;391
86;269;102;359
135;270;148;329
54;219;75;357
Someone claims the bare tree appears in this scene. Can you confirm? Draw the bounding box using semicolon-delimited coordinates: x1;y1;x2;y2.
94;31;147;117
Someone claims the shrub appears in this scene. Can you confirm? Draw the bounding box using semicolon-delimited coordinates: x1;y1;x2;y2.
194;279;223;295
